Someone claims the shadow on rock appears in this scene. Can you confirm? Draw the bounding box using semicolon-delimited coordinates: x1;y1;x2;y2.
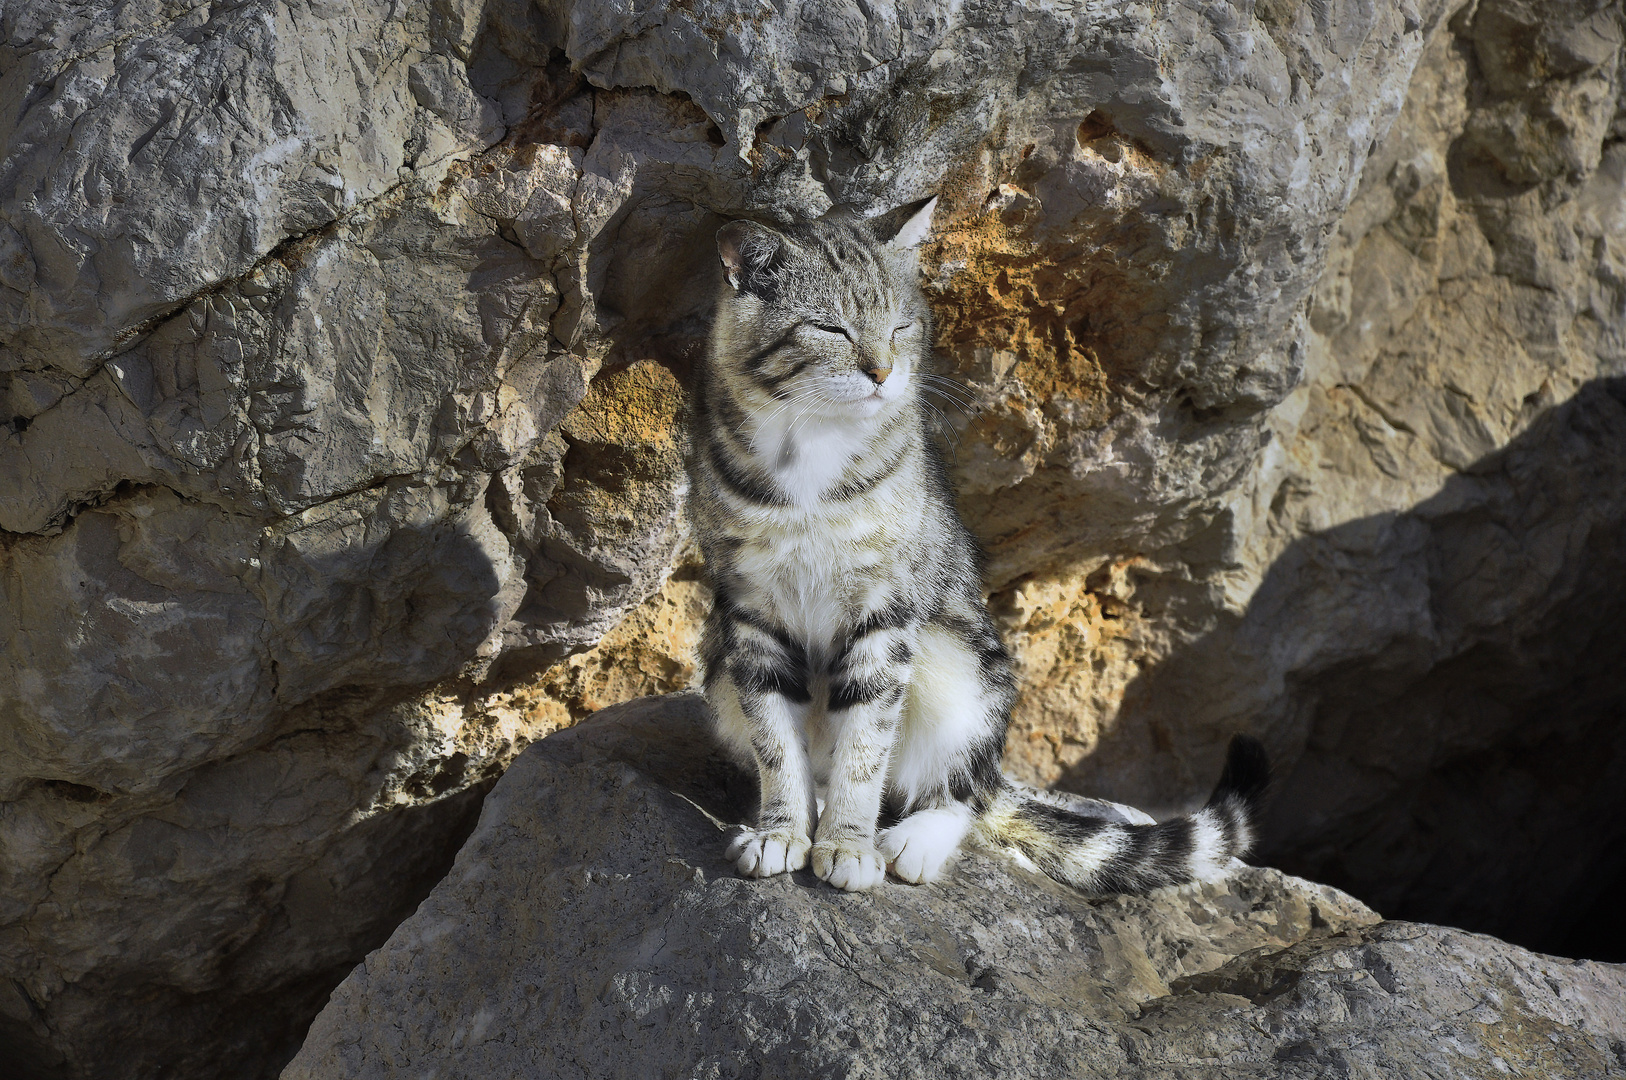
1069;377;1626;962
1;495;514;1080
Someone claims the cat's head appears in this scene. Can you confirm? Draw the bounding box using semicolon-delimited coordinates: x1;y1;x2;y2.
710;198;936;417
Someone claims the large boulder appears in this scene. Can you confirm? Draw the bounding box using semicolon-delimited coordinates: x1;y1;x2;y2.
283;694;1626;1079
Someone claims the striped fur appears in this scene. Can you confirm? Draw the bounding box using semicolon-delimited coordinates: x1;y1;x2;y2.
976;734;1268;893
691;199;1268;893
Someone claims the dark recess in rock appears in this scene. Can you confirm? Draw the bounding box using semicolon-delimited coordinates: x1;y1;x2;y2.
1254;379;1626;962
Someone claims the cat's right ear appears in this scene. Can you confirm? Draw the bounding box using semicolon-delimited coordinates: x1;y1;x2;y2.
717;220;786;291
883;196;937;251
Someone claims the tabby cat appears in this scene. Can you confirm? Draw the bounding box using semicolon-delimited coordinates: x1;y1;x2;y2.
689;198;1267;893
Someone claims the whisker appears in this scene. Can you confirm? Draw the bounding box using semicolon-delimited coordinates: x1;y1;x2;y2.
921;386;974;417
757;387;824;432
787;393;829;441
917;373;978;401
921;398;961;465
919;387;976;419
916;378;979;412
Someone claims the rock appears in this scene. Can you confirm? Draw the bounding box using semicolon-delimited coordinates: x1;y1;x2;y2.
980;0;1626;963
953;0;1626;807
0;0;1450;1074
282;694;1626;1080
7;0;1624;1074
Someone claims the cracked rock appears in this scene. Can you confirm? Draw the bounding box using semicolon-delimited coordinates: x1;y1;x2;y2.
6;0;1621;1075
283;694;1626;1080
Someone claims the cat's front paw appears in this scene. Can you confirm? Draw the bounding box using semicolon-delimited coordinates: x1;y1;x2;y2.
810;837;886;891
878;807;969;884
725;828;811;878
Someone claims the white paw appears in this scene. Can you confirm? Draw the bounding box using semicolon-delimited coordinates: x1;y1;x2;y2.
811;837;886;891
725;828;811;878
878;808;969;884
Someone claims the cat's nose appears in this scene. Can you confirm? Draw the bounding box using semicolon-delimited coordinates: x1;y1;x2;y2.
864;365;891;385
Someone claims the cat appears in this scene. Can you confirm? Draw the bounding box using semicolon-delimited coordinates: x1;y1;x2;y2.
688;197;1268;893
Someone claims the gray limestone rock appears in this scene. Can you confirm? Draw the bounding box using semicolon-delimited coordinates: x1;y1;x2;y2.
4;0;1619;1075
1020;0;1626;963
283;694;1626;1080
1;0;420;371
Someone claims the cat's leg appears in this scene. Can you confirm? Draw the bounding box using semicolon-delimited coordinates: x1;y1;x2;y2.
705;609;817;878
881;617;1014;883
812;617;918;891
717;678;817;876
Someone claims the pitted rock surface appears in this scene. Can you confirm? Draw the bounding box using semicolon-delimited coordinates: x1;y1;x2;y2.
5;0;1626;1075
283;695;1626;1080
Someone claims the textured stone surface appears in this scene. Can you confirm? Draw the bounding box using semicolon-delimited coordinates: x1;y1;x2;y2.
283;694;1626;1080
8;0;1625;1075
0;1;1446;1075
943;0;1626;797
973;0;1626;962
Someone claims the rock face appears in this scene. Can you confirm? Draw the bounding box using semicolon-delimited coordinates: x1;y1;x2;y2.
283;694;1626;1080
987;0;1626;963
0;0;1450;1075
5;0;1625;1075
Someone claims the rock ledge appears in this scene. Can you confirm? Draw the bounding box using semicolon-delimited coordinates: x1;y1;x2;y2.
284;694;1626;1079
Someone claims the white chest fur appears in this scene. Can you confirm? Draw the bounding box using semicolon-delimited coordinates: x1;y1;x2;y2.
725;404;913;654
752;407;874;505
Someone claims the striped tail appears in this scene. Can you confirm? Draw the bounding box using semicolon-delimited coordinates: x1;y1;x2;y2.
975;735;1270;896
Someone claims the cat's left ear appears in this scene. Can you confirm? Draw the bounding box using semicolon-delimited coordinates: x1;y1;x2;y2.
882;196;937;252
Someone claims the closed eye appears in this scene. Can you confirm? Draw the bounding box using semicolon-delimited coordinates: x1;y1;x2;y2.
891;322;914;339
808;321;850;338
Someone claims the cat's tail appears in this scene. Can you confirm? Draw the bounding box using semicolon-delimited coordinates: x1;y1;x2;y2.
973;734;1270;895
